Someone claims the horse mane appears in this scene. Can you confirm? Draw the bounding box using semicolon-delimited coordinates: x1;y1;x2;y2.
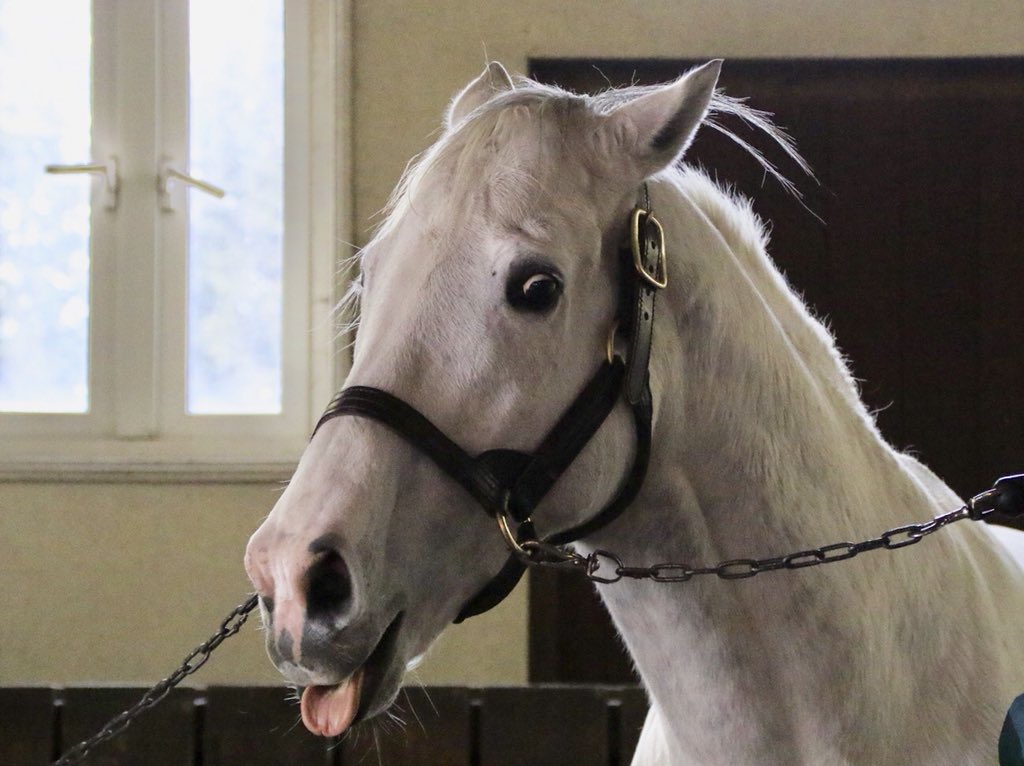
672;167;873;424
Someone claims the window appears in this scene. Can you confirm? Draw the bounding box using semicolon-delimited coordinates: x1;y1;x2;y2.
0;0;345;477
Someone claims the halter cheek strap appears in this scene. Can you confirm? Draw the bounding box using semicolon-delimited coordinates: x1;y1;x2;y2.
312;187;665;622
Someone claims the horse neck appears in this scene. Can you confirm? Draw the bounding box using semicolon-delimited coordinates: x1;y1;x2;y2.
587;173;940;761
636;171;912;543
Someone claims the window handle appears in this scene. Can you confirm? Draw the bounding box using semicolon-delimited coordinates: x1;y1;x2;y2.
159;162;226;211
45;156;119;210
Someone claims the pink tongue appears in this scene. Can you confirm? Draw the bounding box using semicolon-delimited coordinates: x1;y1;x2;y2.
300;669;364;737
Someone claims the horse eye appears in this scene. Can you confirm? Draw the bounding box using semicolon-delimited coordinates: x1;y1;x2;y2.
507;271;563;312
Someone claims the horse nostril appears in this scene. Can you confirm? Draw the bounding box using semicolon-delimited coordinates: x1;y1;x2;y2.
305;549;353;622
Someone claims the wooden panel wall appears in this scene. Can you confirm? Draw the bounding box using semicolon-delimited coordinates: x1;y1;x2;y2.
527;58;1024;683
0;685;646;766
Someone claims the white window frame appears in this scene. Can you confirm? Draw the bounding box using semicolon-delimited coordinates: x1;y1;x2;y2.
0;0;351;480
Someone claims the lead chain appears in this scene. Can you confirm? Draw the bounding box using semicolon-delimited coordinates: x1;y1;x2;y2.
579;505;973;585
53;594;259;766
504;480;1021;582
507;498;997;585
572;500;990;584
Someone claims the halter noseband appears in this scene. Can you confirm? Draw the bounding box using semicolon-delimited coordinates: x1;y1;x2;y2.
312;187;666;622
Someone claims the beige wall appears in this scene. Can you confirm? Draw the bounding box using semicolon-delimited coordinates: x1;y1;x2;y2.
0;481;526;686
352;0;1024;239
3;0;1022;689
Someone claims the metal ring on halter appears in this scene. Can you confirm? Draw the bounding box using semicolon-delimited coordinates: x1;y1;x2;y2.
606;320;621;364
495;492;589;568
496;491;531;558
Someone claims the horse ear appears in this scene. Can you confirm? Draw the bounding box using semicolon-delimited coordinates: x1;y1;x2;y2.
445;62;515;129
606;59;722;177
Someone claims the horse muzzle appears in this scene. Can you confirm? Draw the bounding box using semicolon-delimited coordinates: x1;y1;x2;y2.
297;610;406;737
244;526;407;735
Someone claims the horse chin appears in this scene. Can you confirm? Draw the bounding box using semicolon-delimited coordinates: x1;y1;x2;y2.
299;611;405;737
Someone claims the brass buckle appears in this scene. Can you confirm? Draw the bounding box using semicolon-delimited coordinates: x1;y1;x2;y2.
630;207;668;290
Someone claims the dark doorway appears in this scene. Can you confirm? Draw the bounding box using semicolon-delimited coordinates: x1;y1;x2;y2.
527;57;1024;683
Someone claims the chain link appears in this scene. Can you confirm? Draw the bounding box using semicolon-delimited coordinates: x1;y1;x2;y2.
52;594;259;766
515;505;976;586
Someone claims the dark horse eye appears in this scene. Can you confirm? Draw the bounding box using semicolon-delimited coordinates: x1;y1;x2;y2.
506;269;563;313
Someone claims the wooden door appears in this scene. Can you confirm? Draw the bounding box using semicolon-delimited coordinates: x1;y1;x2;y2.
527;57;1024;683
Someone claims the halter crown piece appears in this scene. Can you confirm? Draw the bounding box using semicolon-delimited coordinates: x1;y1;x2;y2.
313;186;665;622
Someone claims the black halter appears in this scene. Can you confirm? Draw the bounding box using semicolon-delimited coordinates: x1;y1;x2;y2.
312;188;667;622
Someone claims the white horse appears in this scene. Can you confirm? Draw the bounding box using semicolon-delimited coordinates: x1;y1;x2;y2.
245;61;1024;764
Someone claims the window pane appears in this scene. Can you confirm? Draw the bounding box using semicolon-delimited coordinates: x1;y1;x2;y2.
188;0;284;414
0;0;91;412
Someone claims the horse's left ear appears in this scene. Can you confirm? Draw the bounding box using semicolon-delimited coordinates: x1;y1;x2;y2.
445;61;515;129
606;59;722;177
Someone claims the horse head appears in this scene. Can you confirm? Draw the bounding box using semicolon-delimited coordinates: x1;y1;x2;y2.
243;60;721;737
